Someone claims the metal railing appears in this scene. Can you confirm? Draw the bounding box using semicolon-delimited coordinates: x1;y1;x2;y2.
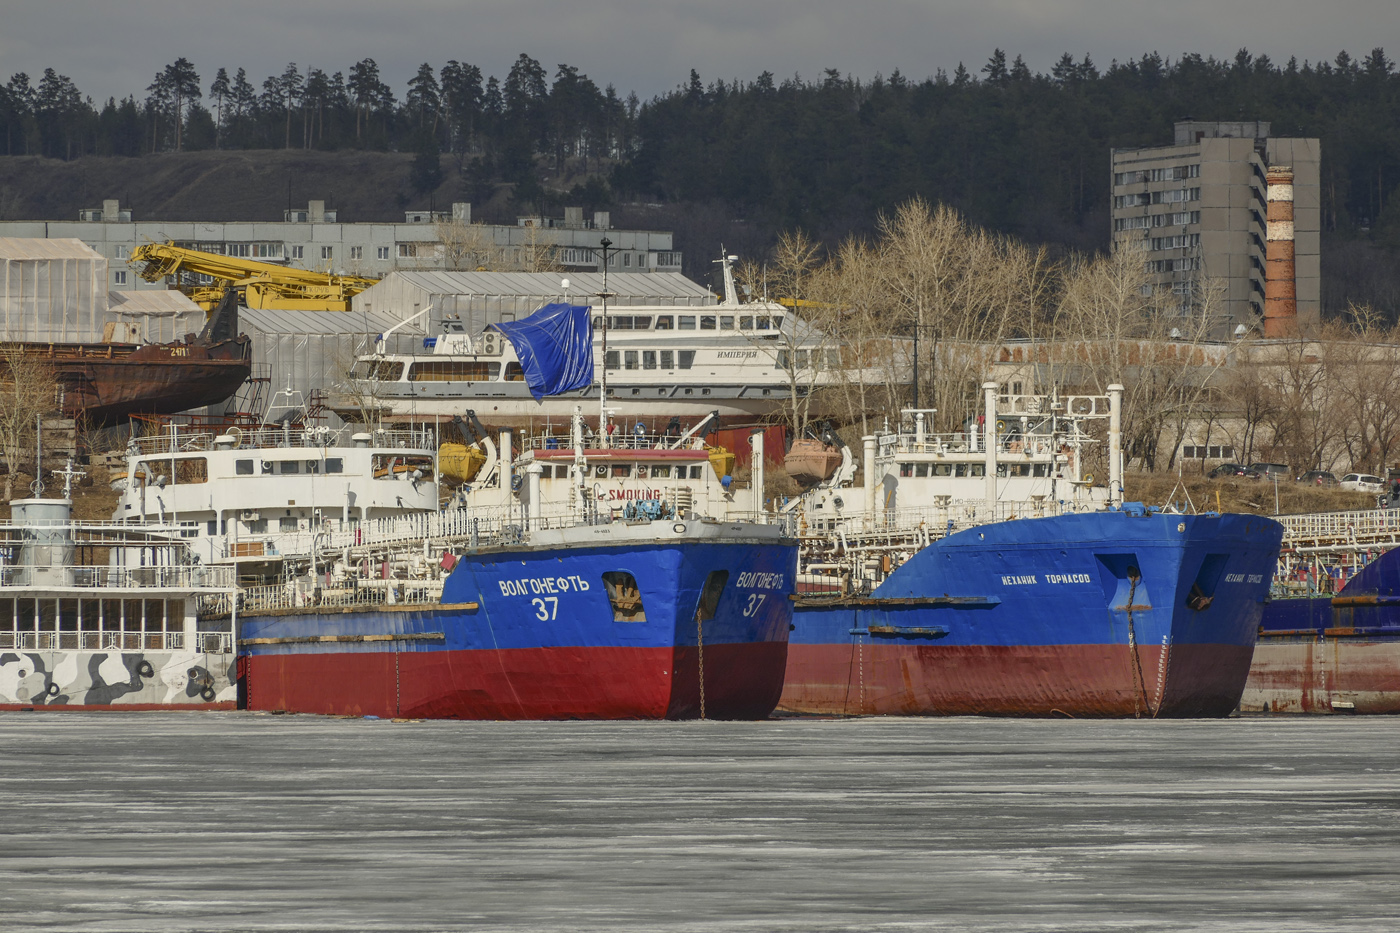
0;630;232;652
797;499;1103;540
240;579;447;614
0;563;236;589
128;425;436;457
1277;509;1400;548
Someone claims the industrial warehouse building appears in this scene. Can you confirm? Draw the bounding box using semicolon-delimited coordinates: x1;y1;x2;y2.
0;237;202;343
1110;121;1320;338
0;201;683;295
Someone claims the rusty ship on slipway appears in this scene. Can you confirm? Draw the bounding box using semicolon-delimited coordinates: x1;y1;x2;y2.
1;290;251;426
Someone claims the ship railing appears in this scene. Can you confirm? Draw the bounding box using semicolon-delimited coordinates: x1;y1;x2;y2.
0;563;235;590
127;425;437;457
238;579;447;615
1277;508;1400;548
519;431;707;453
0;629;232;653
878;433;1067;457
796;499;1099;540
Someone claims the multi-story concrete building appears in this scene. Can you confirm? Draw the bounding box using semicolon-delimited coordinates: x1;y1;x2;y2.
1111;121;1320;337
0;200;682;294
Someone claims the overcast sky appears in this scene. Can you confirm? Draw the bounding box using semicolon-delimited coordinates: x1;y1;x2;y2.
2;0;1397;103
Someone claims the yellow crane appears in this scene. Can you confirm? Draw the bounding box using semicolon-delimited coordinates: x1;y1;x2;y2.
129;242;380;312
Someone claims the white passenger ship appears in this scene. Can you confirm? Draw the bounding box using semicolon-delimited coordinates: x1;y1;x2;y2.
328;255;840;429
0;486;238;710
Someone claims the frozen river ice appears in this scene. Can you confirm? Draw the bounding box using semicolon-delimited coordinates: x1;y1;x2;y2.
1;713;1398;932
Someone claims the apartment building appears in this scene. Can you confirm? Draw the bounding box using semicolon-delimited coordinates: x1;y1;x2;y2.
1111;121;1320;337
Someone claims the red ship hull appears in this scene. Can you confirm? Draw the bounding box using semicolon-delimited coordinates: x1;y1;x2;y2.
779;642;1254;718
2;337;252;425
244;642;788;720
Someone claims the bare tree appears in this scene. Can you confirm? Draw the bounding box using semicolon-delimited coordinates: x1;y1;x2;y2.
0;347;59;501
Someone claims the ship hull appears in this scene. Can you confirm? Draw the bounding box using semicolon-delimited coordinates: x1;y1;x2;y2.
332;390;782;430
1242;551;1400;713
239;528;796;720
0;649;236;710
781;510;1283;718
2;337;252;425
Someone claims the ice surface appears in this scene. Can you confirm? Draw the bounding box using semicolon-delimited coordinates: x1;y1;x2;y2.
0;714;1396;932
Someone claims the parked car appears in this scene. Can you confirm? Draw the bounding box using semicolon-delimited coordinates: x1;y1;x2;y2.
1297;470;1339;486
1208;462;1248;478
1340;473;1386;493
1247;463;1290;480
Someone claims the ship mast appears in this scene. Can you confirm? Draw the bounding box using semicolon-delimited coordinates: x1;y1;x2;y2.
596;237;613;447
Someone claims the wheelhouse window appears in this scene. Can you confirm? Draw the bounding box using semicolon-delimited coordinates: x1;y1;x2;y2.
643;351;657;370
655;316;674;330
700;315;716;330
720;316;735;330
235;459;254;476
325;458;344;473
605;350;620;369
504;363;525;381
602;571;646;622
409;361;500;382
624;351;639;370
660;350;674;369
678;351;695;369
678;315;696;330
350;360;404;381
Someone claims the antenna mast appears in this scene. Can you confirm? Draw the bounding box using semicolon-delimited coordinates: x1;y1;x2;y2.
596;237;614;447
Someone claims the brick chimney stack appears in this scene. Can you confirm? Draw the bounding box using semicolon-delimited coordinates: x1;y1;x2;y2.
1263;165;1297;337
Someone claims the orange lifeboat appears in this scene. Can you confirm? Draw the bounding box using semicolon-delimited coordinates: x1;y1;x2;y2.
785;438;843;486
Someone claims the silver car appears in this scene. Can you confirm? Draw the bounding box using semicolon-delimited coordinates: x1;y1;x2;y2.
1340;473;1386;493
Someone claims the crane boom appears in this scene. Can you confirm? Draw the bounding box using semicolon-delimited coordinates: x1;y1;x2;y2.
129;242;380;312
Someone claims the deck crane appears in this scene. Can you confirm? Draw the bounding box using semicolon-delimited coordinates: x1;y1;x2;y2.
129;242;380;312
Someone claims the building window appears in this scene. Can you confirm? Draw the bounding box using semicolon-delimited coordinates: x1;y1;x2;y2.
113;271;127;285
226;243;250;257
321;246;333;260
349;246;363;260
377;246;390;260
623;253;631;266
251;243;282;259
291;245;304;259
114;245;129;259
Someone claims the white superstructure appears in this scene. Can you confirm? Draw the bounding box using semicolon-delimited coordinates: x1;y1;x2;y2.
111;421;441;573
330;256;840;429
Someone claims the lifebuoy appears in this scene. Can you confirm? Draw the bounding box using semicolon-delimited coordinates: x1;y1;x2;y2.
199;687;216;702
137;660;154;679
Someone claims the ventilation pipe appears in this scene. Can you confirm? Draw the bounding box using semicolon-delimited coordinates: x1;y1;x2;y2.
1108;383;1124;507
526;463;543;524
499;428;514;495
751;429;766;520
1263;165;1297;338
863;435;877;523
983;382;998;510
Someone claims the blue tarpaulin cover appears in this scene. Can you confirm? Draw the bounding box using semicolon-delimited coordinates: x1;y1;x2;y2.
489;303;594;401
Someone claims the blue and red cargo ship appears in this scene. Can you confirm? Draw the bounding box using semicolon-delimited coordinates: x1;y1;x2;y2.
238;520;796;719
1242;545;1400;714
781;505;1285;717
